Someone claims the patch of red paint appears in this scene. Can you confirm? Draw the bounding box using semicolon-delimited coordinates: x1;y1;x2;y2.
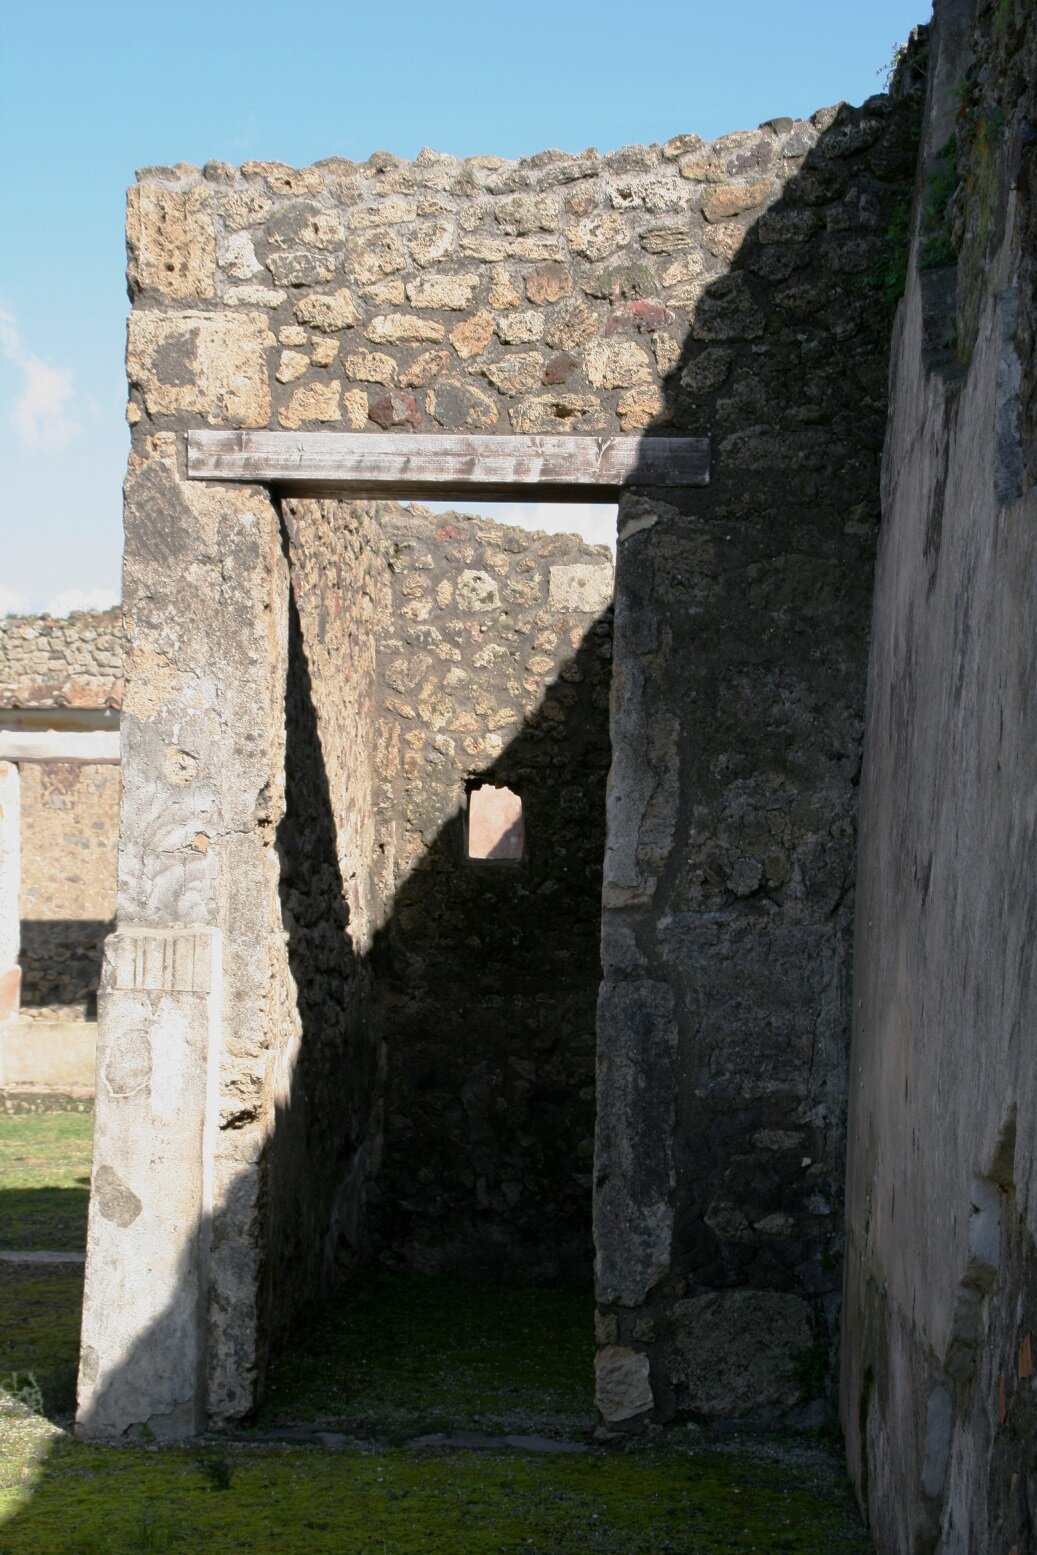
0;966;21;1023
605;300;675;335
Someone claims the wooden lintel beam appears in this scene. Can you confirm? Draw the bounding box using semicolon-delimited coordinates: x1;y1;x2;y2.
186;431;709;499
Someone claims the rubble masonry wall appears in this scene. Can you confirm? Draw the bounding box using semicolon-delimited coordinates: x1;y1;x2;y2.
86;64;922;1433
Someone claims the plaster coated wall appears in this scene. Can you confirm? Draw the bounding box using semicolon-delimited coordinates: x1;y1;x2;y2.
842;0;1037;1547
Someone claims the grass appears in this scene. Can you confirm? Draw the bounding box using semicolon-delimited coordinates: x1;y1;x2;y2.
257;1272;595;1439
0;1115;93;1251
0;1431;872;1554
0;1267;83;1421
0;1110;873;1553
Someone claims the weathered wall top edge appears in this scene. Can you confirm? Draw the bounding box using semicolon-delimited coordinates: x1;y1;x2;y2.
131;98;890;193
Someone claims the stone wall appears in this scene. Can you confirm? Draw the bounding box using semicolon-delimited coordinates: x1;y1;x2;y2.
91;53;923;1434
842;0;1037;1548
592;70;926;1425
0;610;123;711
18;762;119;1017
1;610;124;1020
366;505;613;1277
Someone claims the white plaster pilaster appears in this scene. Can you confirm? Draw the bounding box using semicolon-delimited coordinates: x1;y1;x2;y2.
0;760;21;1031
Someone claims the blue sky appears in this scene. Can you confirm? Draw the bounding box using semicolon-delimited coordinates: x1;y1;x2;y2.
0;0;927;614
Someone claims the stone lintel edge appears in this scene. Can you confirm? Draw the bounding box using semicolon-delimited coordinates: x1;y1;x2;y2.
185;430;711;496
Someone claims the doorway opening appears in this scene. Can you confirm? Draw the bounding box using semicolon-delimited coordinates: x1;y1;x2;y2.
265;494;616;1436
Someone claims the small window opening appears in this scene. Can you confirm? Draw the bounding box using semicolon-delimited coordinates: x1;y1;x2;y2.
466;782;524;862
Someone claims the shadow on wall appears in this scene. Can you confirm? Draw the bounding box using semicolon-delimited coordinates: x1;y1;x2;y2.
0;72;931;1541
595;67;924;1427
262;561;612;1378
364;607;611;1282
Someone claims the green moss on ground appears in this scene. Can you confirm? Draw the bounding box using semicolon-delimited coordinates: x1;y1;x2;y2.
0;1430;871;1554
0;1106;872;1551
0;1266;83;1421
258;1272;595;1438
0;1115;93;1251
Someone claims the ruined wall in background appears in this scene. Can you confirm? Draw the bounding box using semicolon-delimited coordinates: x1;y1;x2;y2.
0;611;124;711
0;611;123;1019
842;1;1037;1549
366;505;612;1278
18;763;119;1016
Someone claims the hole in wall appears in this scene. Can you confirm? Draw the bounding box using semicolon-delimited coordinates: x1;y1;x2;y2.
465;782;524;862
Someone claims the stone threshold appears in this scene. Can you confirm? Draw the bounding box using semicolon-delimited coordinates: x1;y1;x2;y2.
228;1427;589;1454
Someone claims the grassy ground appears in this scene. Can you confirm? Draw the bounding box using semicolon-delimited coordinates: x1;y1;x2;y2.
257;1272;595;1439
0;1112;872;1554
0;1429;873;1554
0;1114;92;1251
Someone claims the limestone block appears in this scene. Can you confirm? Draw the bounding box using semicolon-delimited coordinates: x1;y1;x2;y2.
494;191;559;235
400;349;452;387
525;266;573;305
548;564;614;614
346;231;407;284
294;289;361;332
449;310;496;359
126;311;274;426
566;212;632;261
266;250;336;286
223;284;287;308
275;350;309;384
660;251;704;288
667;1289;814;1419
544;299;601;351
617;385;667;431
406;273;482;310
488;267;522;309
218;231;263;280
508;394;607;434
475;353;544;396
701;179;774;223
278;382;342;428
343;388;368;428
348;197;418;228
343;350;398;385
410;220;456;268
457;571;501;612
77;927;222;1439
127;184;216;302
496;310;545;344
702;222;749;262
595;1346;654;1421
584;339;653;390
366;313;445;345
